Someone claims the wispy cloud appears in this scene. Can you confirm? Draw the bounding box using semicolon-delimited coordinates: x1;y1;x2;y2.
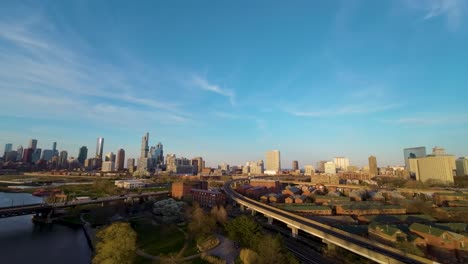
390;114;468;125
403;0;464;30
191;75;235;105
0;15;190;126
286;104;398;117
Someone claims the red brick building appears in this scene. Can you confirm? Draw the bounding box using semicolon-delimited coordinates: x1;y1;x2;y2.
190;189;226;208
250;179;280;192
171;180;208;199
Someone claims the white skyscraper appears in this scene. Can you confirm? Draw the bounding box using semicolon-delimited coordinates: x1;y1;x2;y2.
325;162;336;175
333;157;349;171
141;132;149;158
265;150;281;172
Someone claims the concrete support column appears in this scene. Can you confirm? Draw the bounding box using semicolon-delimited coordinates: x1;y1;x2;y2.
288;225;298;238
323;240;336;251
240;204;245;212
267;216;273;225
251;210;256;216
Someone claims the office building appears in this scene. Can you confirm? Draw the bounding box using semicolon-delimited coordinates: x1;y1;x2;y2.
403;147;426;169
3;143;12;157
28;139;38;150
152;142;164;168
191;157;204;173
292;160;299;171
31;148;42;163
304;165;315;176
432;146;446;156
333;157;349;171
116;149;125;171
171;180;208;200
409;155;456;183
78;146;88;164
41;150;54;161
265;150;281;172
16;146;23;161
52;142;58;157
141;132;149;158
22;148;33;163
316;161;327;172
219;163;230;172
324;161;336;175
127;158;135;172
166;154;176;166
456;157;468;177
101;161;115;172
368;155;378;177
105;152;115;162
59;151;68;169
4;151;17;162
96;137;104;159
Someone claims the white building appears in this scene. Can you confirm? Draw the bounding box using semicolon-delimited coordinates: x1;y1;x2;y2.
101;161;115;172
324;162;336;175
265;150;281;172
456;157;468;177
304;165;315;176
115;180;145;189
333;157;349;171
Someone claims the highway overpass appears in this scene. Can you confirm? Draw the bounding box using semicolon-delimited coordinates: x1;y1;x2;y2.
0;191;169;218
224;180;436;264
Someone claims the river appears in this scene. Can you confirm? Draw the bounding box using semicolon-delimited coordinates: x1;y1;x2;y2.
0;192;92;264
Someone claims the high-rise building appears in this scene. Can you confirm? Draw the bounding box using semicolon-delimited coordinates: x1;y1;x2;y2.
304;165;315;176
191;157;204;173
105;152;115;162
333;157;349;171
265;150;281;172
101;161;115;172
22;148;33;163
409;155;456;183
324;162;336;175
96;137;104;159
292;160;299;171
16;145;23;161
4;151;17;162
316;161;327;173
78;146;88;165
41;150;54;161
141;132;149;158
127;158;135;172
31;148;42;163
368;155;378;177
116;149;125;171
4;143;12;154
59;151;68;169
154;142;164;167
403;147;426;169
28;139;38;150
52;142;58;157
432;146;446;156
456;157;468;177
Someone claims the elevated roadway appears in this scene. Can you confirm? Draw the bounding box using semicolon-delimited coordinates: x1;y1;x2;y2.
224;180;436;264
0;191;169;218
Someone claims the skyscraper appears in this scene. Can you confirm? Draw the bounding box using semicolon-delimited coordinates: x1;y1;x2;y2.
52;142;58;157
191;157;204;173
368;155;378;177
28;139;38;150
292;160;299;171
324;162;336;175
16;145;23;161
403;147;426;169
22;148;33;163
4;143;12;153
31;148;42;163
105;152;116;162
116;149;125;171
141;132;149;158
316;161;327;173
59;151;68;169
265;150;281;172
78;146;88;164
96;137;104;159
127;158;135;172
333;157;349;171
41;150;54;161
155;142;164;167
304;165;315;176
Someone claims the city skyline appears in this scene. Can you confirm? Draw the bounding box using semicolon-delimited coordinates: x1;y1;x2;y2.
1;1;468;167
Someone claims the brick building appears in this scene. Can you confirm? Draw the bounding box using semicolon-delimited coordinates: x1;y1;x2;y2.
250;179;280;192
335;204;406;216
171;180;208;200
190;189;226;208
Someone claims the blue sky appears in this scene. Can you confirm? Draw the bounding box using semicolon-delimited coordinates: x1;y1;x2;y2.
1;0;467;167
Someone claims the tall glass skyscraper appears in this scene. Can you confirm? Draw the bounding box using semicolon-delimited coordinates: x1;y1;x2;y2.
78;146;88;164
96;137;104;159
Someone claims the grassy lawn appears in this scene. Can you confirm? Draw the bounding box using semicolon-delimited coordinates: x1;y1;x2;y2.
132;218;186;256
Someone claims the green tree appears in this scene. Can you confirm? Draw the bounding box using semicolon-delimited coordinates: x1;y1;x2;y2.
211;205;228;224
224;215;261;248
92;222;137;264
